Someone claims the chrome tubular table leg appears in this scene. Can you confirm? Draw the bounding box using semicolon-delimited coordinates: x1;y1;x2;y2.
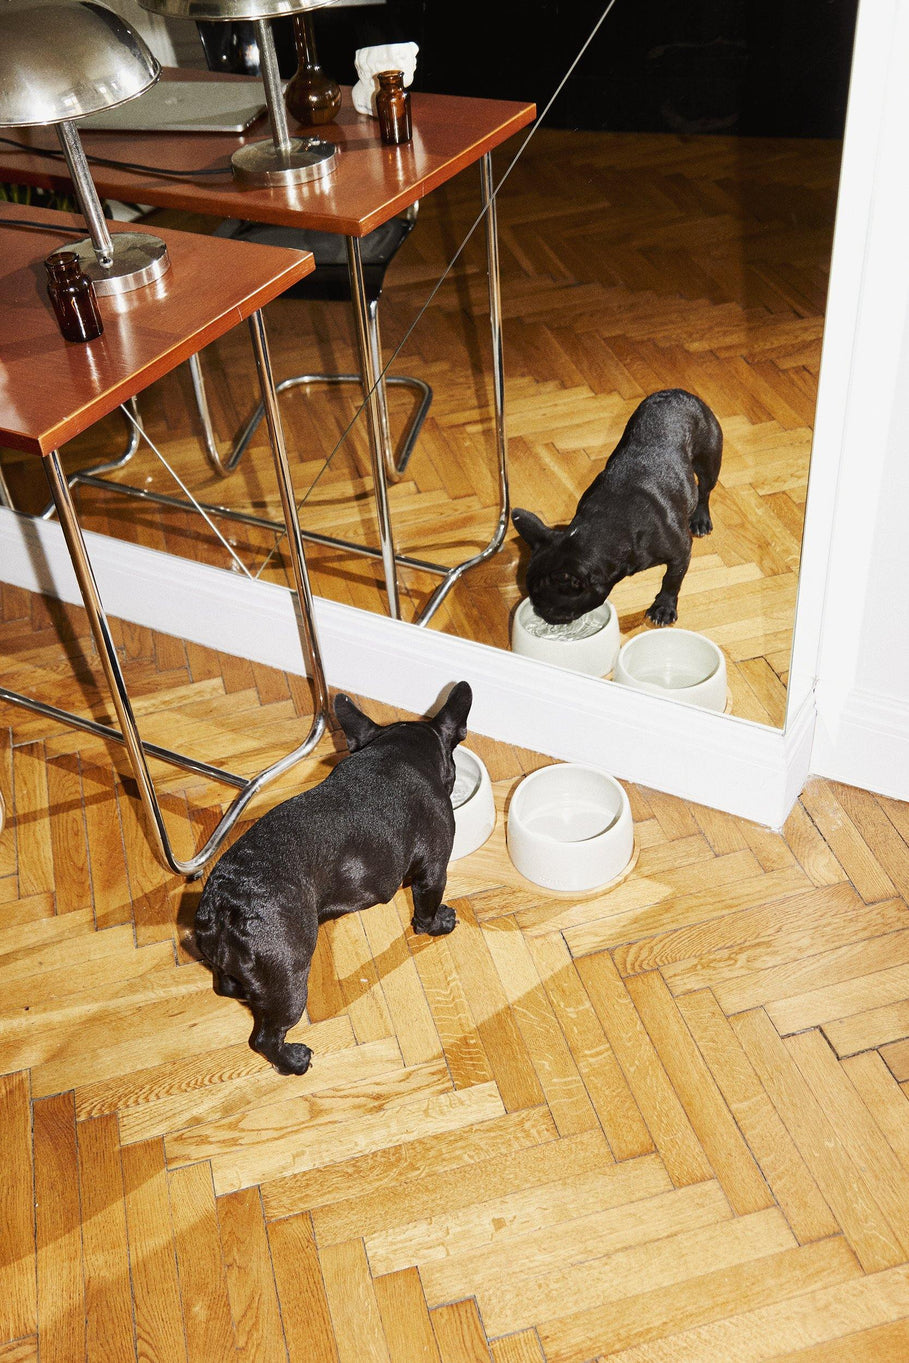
415;151;511;626
247;307;330;718
38;397;143;520
0;318;330;876
346;235;401;618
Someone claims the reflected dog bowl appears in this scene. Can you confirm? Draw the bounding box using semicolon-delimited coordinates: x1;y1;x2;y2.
511;598;621;676
506;763;634;893
613;628;727;712
450;747;496;861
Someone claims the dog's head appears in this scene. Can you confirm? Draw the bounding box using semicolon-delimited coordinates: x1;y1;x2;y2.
512;508;618;624
334;682;472;792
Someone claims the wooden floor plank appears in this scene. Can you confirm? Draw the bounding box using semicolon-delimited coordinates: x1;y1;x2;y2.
168;1162;236;1363
218;1186;286;1363
373;1268;443;1363
121;1138;188;1363
33;1094;85;1363
77;1115;136;1363
431;1300;494;1363
0;1072;36;1344
320;1239;392;1363
267;1213;339;1363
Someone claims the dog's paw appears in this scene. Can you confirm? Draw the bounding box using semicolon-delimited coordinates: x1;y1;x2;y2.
646;600;677;627
690;509;713;537
413;904;457;937
274;1043;313;1076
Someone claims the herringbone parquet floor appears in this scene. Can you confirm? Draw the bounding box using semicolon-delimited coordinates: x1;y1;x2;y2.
0;128;841;729
2;582;909;1362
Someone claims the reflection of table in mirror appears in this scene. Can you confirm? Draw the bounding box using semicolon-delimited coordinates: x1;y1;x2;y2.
0;110;837;730
0;204;329;874
0;75;536;623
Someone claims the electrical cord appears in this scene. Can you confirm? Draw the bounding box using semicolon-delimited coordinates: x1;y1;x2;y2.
0;216;86;234
0;134;231;179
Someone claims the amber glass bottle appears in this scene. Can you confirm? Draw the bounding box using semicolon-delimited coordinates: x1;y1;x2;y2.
45;251;104;344
285;13;342;126
376;70;412;145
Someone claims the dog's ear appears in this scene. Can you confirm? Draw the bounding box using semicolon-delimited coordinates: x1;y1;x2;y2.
334;693;384;753
512;508;555;550
431;681;472;751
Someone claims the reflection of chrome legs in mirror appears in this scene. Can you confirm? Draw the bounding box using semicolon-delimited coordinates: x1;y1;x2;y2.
418;152;511;627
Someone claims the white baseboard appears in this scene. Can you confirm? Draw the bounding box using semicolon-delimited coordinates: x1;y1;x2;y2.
810;684;909;803
0;508;814;828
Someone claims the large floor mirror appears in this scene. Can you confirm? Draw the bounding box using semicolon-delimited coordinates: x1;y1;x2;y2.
0;0;859;734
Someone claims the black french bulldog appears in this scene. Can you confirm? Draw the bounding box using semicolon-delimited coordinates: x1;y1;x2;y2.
512;389;723;627
194;682;472;1075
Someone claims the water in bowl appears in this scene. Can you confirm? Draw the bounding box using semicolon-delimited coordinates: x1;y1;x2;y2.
521;610;605;641
634;660;715;690
451;764;481;809
521;798;618;843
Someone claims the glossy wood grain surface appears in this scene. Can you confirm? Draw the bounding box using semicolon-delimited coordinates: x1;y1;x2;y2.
0;74;536;236
0;203;314;456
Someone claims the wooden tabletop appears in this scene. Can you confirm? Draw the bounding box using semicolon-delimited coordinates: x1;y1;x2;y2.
0;204;315;456
0;76;536;237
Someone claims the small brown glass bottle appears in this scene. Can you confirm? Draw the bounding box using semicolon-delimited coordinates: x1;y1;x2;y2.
375;70;412;146
45;251;104;344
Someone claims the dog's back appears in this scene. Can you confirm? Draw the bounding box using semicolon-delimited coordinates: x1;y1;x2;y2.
580;389;720;512
195;726;453;960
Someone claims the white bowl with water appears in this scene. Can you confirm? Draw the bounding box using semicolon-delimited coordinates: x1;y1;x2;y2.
511;598;621;676
613;628;727;711
506;763;634;892
449;747;496;861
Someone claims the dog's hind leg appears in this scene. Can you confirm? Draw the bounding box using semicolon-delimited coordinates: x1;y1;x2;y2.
690;412;723;537
410;862;457;937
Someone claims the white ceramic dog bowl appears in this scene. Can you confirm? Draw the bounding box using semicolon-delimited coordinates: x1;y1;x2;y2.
511;597;621;676
506;763;634;893
450;747;496;861
613;628;727;712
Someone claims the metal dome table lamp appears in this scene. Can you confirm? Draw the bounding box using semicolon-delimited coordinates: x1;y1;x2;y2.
0;1;170;295
137;0;340;187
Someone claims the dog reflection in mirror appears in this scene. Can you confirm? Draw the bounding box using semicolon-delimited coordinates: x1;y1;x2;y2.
513;389;722;628
194;683;472;1075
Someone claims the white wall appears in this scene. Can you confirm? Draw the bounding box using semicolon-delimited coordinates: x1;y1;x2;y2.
803;0;909;801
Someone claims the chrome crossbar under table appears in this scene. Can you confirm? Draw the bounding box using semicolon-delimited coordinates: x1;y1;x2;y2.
1;309;330;877
49;155;511;629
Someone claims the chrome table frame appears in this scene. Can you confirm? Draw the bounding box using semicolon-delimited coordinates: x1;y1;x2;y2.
45;154;511;628
0;309;330;877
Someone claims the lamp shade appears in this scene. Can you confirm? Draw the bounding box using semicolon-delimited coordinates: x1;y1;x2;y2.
138;0;336;20
0;2;160;127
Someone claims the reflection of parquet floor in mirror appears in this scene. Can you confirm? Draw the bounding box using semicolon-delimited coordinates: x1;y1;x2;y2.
1;130;839;728
3;593;909;1361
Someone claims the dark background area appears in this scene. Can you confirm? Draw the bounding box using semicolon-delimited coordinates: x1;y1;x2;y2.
270;0;859;139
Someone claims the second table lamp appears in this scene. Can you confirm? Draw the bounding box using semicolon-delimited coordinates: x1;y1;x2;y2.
137;0;341;186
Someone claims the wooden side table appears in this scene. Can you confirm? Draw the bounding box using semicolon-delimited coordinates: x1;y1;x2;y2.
0;204;330;875
0;79;537;621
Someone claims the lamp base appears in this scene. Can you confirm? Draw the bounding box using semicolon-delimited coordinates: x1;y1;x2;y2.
54;233;171;296
231;136;338;187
